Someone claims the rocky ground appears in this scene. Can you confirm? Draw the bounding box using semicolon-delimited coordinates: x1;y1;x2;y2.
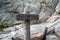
0;0;60;40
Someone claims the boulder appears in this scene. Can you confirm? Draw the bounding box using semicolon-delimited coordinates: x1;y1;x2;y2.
0;24;46;40
0;0;17;11
38;0;59;23
0;0;58;24
3;24;25;33
38;3;55;23
46;0;59;9
47;27;55;35
46;15;60;23
0;33;13;40
46;19;60;38
39;7;54;22
0;0;18;23
55;21;60;37
12;24;46;40
46;35;59;40
56;2;60;12
24;0;40;6
46;19;60;35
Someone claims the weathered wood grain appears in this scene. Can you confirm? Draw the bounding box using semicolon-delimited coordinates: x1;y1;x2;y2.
16;14;39;20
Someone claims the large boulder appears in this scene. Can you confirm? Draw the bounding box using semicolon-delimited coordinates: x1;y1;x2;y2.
0;24;46;40
46;18;60;38
0;0;18;23
39;6;54;22
46;35;59;40
24;0;40;5
46;15;60;23
46;0;59;9
0;0;17;11
12;24;46;40
55;21;60;37
56;2;60;12
46;18;60;35
3;24;25;33
0;0;58;24
38;0;59;23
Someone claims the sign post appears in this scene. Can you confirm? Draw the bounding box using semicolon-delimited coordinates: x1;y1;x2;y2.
16;11;39;40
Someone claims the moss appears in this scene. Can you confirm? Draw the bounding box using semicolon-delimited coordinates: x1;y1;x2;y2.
0;22;19;31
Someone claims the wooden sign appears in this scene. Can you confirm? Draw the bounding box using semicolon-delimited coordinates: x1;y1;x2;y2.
16;14;39;20
16;13;39;40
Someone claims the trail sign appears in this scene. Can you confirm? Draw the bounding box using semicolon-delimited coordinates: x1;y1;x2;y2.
16;14;39;20
16;14;39;40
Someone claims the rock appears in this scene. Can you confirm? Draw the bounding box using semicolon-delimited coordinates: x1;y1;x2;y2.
16;0;24;14
38;0;59;23
0;0;24;23
0;37;12;40
46;19;60;28
23;4;40;14
0;0;58;24
46;18;60;38
0;0;18;23
47;27;55;35
46;15;60;23
24;0;40;5
42;23;55;35
0;34;12;40
1;13;16;23
46;19;60;35
0;0;17;11
51;12;58;16
3;27;16;33
46;0;59;9
1;19;60;40
3;24;25;33
55;21;60;37
37;0;59;23
56;2;60;12
0;24;46;40
46;35;59;40
39;4;54;23
13;24;46;40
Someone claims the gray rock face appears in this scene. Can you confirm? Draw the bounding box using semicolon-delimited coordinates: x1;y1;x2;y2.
0;0;17;23
56;2;60;12
0;0;17;11
12;24;46;40
0;0;59;23
38;0;59;22
46;15;60;23
55;21;60;37
46;35;59;40
24;0;40;5
0;33;13;40
1;16;60;40
1;0;60;40
3;24;25;33
39;4;54;22
0;24;46;40
46;0;59;9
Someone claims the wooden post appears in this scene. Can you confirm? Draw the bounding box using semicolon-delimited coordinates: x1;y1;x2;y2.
16;7;39;40
24;9;31;40
24;20;30;40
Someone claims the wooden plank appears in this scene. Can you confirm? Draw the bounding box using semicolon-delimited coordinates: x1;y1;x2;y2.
24;20;31;40
16;14;39;20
